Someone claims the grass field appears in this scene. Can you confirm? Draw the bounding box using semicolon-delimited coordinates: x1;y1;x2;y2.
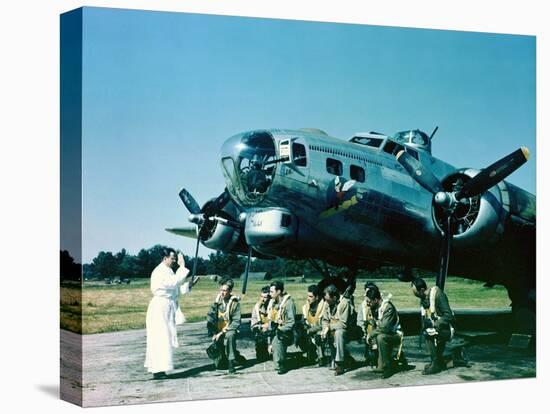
60;276;511;334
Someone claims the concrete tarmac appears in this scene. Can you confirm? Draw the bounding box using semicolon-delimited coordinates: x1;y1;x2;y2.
61;318;536;407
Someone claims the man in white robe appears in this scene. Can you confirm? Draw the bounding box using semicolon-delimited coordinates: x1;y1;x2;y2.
144;249;191;379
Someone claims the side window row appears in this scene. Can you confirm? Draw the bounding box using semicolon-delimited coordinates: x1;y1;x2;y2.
326;158;365;183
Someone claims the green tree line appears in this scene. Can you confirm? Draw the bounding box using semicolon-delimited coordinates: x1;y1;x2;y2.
61;246;410;281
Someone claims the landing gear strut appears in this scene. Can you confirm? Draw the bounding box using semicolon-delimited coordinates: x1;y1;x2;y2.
506;284;536;336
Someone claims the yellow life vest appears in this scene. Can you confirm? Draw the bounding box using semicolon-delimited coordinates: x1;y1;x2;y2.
420;286;454;338
217;309;227;332
216;295;238;332
361;300;374;335
268;294;291;323
303;300;325;326
253;300;270;325
258;304;269;324
420;287;437;319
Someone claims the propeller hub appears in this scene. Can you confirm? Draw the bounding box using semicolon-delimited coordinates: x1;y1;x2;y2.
434;191;455;210
188;213;204;225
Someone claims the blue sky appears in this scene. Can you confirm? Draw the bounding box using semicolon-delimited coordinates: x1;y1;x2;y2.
77;7;536;263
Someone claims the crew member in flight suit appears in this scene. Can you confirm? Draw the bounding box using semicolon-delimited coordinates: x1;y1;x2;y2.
365;287;405;379
250;285;271;362
321;284;352;376
206;279;244;373
266;280;296;374
357;282;380;367
299;284;327;365
412;277;455;375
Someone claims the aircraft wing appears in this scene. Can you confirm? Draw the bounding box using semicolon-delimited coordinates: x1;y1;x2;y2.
165;227;197;239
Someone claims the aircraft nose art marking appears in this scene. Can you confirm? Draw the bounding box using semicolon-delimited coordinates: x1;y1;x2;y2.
320;176;360;219
319;195;360;219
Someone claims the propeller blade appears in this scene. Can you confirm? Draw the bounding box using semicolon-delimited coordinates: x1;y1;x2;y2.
436;215;452;291
242;247;252;295
202;188;231;217
189;235;201;288
165;227;198;239
455;147;530;200
179;188;202;215
210;215;242;229
396;150;444;194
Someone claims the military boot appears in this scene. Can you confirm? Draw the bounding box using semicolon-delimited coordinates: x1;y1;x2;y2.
422;363;442;375
382;366;394;379
423;357;445;375
275;362;288;375
235;352;247;366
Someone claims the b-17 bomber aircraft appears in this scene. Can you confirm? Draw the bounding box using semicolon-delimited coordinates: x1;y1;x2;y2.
167;127;535;322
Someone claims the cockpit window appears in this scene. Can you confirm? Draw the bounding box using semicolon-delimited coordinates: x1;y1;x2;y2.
350;136;384;148
383;140;405;156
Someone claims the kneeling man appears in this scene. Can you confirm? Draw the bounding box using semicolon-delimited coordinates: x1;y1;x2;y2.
250;285;271;362
207;279;243;373
412;278;455;375
300;284;326;365
321;285;351;376
267;281;296;374
365;287;404;379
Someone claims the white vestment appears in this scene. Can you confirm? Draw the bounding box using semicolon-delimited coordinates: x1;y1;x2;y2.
144;262;190;373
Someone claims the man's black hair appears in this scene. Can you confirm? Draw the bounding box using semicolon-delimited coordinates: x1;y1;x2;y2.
366;287;381;301
261;285;270;294
270;280;284;292
162;248;176;258
364;281;379;292
411;277;427;290
307;284;319;297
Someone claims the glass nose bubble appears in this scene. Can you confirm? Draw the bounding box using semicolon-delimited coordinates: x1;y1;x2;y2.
220;131;277;205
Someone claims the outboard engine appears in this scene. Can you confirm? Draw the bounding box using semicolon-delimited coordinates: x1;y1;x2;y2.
199;200;245;252
433;169;535;249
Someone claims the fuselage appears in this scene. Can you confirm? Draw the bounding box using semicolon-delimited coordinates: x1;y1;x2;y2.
219;128;535;289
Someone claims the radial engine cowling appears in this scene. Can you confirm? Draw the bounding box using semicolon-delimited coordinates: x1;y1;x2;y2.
432;169;510;248
199;200;244;252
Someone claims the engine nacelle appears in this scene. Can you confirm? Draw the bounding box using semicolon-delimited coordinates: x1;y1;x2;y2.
244;207;297;247
433;169;509;248
200;200;243;252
